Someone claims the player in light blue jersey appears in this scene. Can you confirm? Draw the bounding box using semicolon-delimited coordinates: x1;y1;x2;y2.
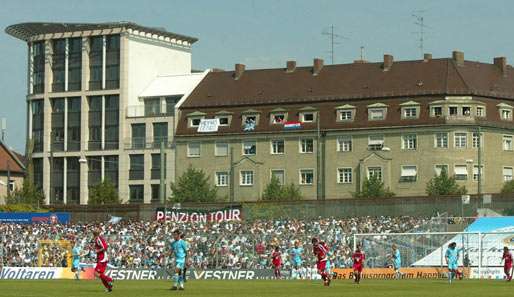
71;240;85;280
445;242;463;283
170;229;189;290
391;244;402;279
290;241;304;279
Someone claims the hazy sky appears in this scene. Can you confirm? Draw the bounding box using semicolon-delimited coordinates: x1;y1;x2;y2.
1;0;513;151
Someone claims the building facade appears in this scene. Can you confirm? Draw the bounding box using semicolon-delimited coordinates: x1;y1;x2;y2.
175;52;514;201
6;22;201;204
0;141;25;203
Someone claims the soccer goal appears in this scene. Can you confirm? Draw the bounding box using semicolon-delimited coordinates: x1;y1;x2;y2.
353;231;514;279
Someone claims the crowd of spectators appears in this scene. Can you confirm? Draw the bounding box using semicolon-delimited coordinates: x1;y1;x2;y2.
1;216;434;270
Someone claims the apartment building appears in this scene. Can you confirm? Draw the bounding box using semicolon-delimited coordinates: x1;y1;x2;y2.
6;22;202;204
175;52;514;201
0;141;25;203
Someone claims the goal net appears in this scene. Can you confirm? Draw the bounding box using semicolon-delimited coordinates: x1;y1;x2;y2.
353;231;514;279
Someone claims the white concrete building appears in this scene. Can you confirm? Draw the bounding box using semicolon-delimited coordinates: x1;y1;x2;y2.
5;22;205;204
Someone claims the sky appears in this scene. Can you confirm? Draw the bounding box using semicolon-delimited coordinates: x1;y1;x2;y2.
1;0;514;151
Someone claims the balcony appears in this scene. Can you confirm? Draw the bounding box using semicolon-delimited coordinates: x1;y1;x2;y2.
126;105;174;118
444;115;477;124
124;138;174;150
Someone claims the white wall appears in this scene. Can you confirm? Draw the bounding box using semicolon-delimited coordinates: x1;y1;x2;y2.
126;36;192;106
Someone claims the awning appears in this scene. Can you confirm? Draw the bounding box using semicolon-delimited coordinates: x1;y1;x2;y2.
401;166;417;177
454;166;468;175
473;166;483;175
368;139;384;145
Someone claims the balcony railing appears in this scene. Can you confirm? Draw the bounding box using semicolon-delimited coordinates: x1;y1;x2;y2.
445;115;476;124
129;169;144;180
124;138;175;150
126;105;174;118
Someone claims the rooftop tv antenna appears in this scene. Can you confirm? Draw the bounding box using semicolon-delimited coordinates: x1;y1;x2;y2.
322;25;348;64
360;46;365;61
1;118;5;142
412;10;431;58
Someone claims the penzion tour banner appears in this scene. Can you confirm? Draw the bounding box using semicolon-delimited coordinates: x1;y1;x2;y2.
155;207;242;222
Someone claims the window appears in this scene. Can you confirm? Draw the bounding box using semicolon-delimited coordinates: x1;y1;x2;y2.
89;36;103;90
501;109;512;120
337;168;352;184
435;132;449;148
503;135;513;151
368;135;384;151
153;122;168;147
151;154;162;180
367;167;382;181
129;155;144;180
454;133;467;148
476;106;485;117
187;142;201;157
368;108;386;120
337;136;352;152
240;171;254;186
104;95;119;150
105;35;120;89
449;106;458;116
435;164;449;176
243;141;257;155
271;113;286;124
462;106;471;116
339;109;354;121
215;142;229;156
67;97;81;151
400;165;417;182
503;167;513;181
217;116;230;126
52;39;66;92
271;170;285;185
300;112;315;123
165;96;180;115
242;115;258;130
402;107;418;119
216;172;229;187
189;117;202;128
472;132;482;148
300;139;314;153
454;165;468;180
68;38;82;91
131;123;146;149
271;140;285;154
432;106;443;117
144;98;161;116
32;41;45;94
473;165;484;181
151;184;161;202
402;134;417;150
299;169;314;185
129;185;144;203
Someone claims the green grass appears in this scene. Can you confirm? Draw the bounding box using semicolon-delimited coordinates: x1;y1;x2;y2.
0;279;512;297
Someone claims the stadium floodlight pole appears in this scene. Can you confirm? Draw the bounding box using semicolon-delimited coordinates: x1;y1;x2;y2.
229;147;234;203
160;141;166;205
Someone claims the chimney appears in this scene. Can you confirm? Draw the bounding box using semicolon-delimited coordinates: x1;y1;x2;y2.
452;50;464;66
494;57;507;76
313;58;324;75
423;53;432;62
286;60;296;73
234;63;245;80
383;54;393;71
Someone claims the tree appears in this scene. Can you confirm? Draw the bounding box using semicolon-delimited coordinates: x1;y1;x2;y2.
89;180;120;205
7;179;45;206
261;177;302;201
170;166;217;203
426;168;467;196
501;180;514;194
353;175;395;198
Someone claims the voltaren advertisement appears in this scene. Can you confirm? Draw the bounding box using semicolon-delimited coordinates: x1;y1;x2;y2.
0;267;75;280
155;207;242;222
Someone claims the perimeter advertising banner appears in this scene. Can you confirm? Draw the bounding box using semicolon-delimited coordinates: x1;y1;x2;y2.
188;269;286;280
0;212;70;224
0;267;76;280
332;267;469;280
155;207;242;222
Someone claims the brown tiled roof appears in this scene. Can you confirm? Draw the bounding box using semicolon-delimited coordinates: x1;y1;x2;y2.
181;58;514;108
0;142;25;173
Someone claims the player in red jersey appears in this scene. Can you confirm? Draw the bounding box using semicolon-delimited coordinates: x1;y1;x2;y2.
271;246;282;279
352;244;365;284
93;229;113;292
311;237;331;286
501;246;513;281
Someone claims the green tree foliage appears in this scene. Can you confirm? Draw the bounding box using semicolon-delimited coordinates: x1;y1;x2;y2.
89;179;120;205
353;175;395;198
261;176;302;201
7;179;45;206
426;168;467;196
501;180;514;194
170;166;217;203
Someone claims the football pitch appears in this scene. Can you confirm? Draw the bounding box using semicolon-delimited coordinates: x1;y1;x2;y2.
0;279;512;297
